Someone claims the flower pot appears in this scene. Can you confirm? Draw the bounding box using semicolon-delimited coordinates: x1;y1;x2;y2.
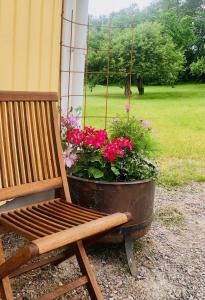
68;175;155;243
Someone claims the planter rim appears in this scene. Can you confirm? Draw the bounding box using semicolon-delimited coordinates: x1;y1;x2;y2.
68;174;154;185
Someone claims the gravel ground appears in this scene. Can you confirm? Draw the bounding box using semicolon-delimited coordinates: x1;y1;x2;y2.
1;182;205;300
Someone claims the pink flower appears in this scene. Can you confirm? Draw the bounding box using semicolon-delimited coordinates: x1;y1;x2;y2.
140;120;152;128
61;114;78;129
124;103;131;112
63;145;77;168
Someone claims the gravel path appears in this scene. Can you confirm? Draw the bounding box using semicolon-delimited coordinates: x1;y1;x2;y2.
1;182;205;300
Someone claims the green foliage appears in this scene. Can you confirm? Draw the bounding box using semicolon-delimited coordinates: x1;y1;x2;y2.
109;116;157;158
88;21;185;91
191;57;205;76
160;11;196;50
88;0;205;88
71;148;157;182
85;83;205;187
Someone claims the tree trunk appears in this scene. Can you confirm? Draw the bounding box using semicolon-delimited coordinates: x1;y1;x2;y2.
124;77;132;97
137;75;144;95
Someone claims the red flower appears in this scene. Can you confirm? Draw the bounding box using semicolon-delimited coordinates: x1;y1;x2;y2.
83;127;108;149
113;137;133;151
102;137;133;162
67;128;85;145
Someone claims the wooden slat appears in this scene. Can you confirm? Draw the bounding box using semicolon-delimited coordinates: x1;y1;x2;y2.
35;102;49;180
45;102;59;177
40;102;54;178
11;212;53;235
1;103;14;186
0;216;39;240
50;202;93;222
13;103;27;184
0;103;8;187
32;206;73;228
28;207;67;230
38;204;80;226
30;102;43;180
55;199;107;218
17;210;58;234
8;102;21;185
0;177;62;202
25;102;38;181
9;251;73;279
19;102;32;183
0;91;58;102
37;276;88;300
21;209;63;232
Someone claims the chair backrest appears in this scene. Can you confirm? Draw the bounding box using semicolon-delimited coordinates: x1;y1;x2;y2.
0;91;70;202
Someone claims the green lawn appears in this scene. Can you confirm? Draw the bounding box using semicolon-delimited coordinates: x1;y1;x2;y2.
84;84;205;186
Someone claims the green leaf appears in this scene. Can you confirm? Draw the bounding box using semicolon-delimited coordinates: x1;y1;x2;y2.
111;166;120;176
88;167;104;179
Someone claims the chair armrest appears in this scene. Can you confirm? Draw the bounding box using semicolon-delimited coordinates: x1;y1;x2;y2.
33;212;131;254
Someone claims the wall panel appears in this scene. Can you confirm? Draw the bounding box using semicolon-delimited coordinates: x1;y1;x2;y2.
0;0;62;92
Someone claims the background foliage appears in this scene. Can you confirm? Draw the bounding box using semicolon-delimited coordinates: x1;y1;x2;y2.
88;0;205;94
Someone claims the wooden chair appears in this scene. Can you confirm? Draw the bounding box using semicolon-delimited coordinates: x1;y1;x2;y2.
0;91;131;300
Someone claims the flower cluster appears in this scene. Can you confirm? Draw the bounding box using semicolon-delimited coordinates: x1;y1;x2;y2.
63;144;77;168
67;127;108;149
102;137;133;162
67;128;86;145
66;126;133;163
61;114;79;133
83;127;107;149
61;106;157;182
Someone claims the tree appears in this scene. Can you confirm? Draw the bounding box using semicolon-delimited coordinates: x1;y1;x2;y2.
89;22;184;96
191;57;205;77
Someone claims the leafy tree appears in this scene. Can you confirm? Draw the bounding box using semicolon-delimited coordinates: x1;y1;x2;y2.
88;22;185;95
191;57;205;77
87;0;205;91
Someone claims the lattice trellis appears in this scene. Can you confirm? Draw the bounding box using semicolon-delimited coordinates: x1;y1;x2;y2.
60;11;136;129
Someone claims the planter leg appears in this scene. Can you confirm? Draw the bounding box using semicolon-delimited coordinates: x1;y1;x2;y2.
124;233;137;277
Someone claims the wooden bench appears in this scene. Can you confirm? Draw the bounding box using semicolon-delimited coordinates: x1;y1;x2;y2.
0;91;130;300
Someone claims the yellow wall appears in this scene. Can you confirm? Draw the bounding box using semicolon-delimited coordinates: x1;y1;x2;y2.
0;0;62;92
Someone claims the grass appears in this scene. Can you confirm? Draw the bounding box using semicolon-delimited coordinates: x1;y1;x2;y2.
155;205;186;226
84;84;205;186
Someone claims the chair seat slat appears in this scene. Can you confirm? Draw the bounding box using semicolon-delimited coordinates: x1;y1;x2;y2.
0;199;110;241
41;203;82;226
20;209;63;232
32;206;74;227
50;201;95;222
28;207;67;230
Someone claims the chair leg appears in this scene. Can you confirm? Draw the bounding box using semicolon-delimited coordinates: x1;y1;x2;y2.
0;239;14;300
76;240;104;300
124;233;137;277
